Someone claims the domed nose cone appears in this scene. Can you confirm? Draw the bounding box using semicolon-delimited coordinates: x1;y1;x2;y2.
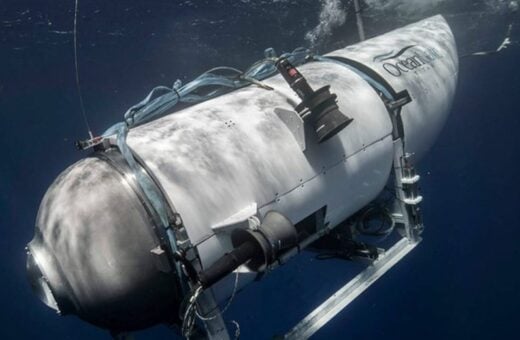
27;153;182;331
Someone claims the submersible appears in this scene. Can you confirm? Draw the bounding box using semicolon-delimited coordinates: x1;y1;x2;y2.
26;15;458;338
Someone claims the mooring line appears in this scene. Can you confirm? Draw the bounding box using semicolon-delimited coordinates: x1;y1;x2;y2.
74;0;93;139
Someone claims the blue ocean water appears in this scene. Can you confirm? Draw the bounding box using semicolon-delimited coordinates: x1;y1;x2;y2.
1;1;519;339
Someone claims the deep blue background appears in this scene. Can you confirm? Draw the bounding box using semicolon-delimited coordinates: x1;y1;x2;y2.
1;1;519;339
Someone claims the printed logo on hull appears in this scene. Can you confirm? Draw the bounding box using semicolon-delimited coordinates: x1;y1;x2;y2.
374;45;442;77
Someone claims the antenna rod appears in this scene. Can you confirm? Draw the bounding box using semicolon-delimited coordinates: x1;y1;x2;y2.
74;0;94;139
353;0;366;41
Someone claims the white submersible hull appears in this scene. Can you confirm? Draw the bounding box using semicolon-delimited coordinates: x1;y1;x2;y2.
27;15;458;336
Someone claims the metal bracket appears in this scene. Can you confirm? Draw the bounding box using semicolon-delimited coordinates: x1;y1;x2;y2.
282;116;424;339
196;290;231;340
392;141;424;242
284;237;419;339
386;90;412;111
